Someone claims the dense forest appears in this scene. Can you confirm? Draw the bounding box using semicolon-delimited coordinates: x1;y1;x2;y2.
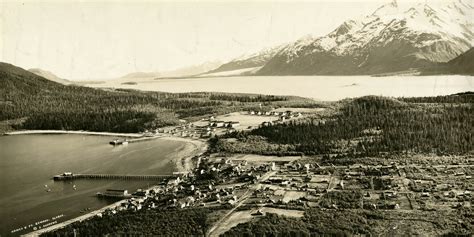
0;62;315;133
223;208;473;236
223;210;373;236
214;94;473;156
42;207;221;236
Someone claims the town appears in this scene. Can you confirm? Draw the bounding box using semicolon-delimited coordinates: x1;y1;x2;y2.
13;88;466;237
41;104;472;236
88;150;472;236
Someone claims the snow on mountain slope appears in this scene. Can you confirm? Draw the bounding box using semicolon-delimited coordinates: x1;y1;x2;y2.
258;0;473;75
208;44;286;74
199;66;262;77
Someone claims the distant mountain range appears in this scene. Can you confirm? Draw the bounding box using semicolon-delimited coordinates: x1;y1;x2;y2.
211;0;473;76
120;61;222;79
6;0;474;79
28;68;72;85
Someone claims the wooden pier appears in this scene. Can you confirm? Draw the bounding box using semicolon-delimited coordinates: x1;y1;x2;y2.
53;173;176;181
109;135;161;145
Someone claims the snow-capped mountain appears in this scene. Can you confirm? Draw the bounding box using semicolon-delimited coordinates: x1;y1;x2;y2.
257;0;473;75
208;44;286;74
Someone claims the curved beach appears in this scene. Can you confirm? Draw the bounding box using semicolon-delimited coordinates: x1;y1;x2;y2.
161;136;208;173
3;133;208;236
5;130;207;173
4;130;143;137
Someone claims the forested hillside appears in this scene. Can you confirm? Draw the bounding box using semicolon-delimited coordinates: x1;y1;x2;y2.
0;62;312;133
42;208;222;236
215;94;473;156
224;208;472;236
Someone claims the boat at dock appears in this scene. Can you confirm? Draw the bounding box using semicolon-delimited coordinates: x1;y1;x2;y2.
53;172;74;180
109;139;129;145
96;189;132;199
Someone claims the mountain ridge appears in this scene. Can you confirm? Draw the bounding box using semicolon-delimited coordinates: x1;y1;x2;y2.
120;61;222;79
205;0;473;76
422;47;474;75
257;0;473;75
28;68;72;85
207;45;286;75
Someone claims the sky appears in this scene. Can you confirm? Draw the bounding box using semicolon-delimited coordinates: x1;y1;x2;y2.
0;0;397;80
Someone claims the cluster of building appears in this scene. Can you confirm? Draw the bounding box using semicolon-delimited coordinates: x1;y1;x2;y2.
249;110;302;123
147;123;206;138
139;109;305;139
209;120;240;128
149;118;243;139
194;117;242;138
97;156;284;217
244;160;473;211
95;143;472;221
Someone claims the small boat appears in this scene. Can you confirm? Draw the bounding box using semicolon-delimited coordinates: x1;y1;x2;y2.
109;139;121;145
46;189;51;192
73;185;77;190
109;139;129;145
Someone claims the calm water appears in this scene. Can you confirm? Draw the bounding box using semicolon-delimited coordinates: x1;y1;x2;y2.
0;134;186;236
93;75;474;100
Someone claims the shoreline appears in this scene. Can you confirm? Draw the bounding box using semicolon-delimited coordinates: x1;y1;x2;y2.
160;136;208;173
4;130;144;137
22;135;208;237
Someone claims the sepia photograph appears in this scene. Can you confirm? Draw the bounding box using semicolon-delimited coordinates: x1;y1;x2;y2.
0;0;473;236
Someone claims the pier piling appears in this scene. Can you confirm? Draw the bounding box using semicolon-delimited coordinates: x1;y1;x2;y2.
53;173;176;181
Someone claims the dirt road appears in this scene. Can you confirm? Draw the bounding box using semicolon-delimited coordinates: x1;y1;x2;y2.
207;170;277;237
